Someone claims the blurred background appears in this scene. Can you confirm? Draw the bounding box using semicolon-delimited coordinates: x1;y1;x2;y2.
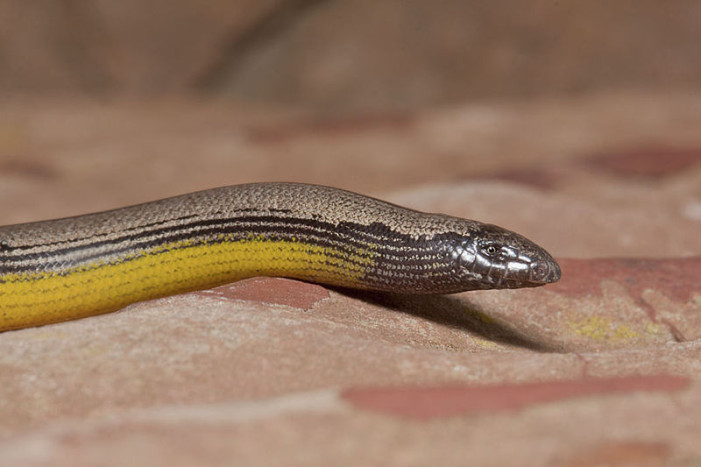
3;0;701;110
0;0;700;259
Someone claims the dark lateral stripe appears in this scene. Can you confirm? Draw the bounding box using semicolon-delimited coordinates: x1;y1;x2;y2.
0;220;451;275
4;237;447;281
3;213;420;255
6;207;298;250
1;218;394;266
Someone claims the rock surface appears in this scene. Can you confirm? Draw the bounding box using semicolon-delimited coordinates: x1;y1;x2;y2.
0;93;700;466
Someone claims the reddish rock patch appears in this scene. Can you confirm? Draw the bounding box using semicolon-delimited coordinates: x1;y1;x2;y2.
343;375;690;420
549;258;701;341
552;257;701;304
584;146;701;178
196;277;329;310
555;440;672;467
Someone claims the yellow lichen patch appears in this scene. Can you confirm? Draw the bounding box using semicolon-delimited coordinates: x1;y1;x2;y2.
0;237;375;331
644;322;665;336
471;336;502;350
569;315;639;341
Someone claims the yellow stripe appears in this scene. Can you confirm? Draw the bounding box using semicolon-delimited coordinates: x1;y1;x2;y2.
0;235;374;331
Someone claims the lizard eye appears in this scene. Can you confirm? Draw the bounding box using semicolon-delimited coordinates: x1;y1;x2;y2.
483;244;499;257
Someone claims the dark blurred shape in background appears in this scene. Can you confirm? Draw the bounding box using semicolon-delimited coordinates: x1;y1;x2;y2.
1;0;700;113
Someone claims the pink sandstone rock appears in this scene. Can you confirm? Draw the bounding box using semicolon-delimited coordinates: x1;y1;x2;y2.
195;277;330;310
1;95;701;466
342;375;691;420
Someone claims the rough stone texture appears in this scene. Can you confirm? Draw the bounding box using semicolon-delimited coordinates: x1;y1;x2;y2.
343;375;692;420
0;93;700;465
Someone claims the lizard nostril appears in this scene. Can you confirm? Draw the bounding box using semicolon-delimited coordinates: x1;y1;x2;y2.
531;261;549;282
